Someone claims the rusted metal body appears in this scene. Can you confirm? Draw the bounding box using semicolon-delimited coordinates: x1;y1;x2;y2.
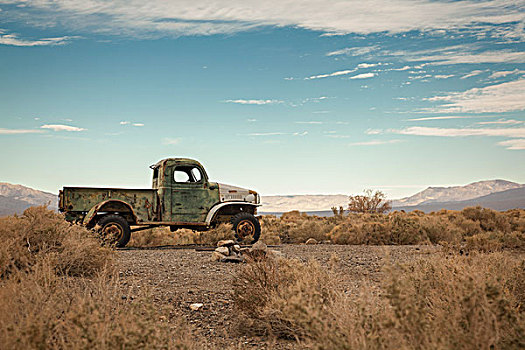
59;158;260;232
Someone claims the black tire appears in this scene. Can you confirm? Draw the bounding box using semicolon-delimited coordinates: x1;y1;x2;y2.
231;212;261;244
97;214;131;248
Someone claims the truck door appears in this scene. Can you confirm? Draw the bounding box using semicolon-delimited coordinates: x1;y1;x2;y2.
171;165;218;222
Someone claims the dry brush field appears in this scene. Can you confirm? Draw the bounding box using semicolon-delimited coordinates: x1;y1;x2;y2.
0;206;524;349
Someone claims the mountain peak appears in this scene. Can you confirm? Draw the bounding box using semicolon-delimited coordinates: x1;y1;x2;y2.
394;179;523;207
0;183;57;216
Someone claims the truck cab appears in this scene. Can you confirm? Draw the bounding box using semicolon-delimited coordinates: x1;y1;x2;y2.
59;158;261;247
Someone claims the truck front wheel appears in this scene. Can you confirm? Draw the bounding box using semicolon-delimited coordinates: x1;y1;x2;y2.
231;212;261;244
97;215;131;248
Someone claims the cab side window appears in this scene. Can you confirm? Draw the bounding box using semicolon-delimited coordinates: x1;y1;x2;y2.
174;166;203;183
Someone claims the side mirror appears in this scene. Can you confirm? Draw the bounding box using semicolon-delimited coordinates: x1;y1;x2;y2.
208;184;218;190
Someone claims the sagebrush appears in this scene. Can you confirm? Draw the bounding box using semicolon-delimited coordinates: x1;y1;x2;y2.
233;252;525;349
0;207;194;349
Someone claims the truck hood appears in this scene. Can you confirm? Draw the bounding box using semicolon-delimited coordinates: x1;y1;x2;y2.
218;183;260;205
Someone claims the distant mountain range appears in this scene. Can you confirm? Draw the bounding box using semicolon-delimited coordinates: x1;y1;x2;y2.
393;187;525;213
261;194;348;213
391;179;523;207
0;183;57;217
0;179;524;217
260;179;524;214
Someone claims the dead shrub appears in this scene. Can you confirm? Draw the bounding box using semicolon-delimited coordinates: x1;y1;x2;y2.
129;223;235;247
0;266;193;349
234;252;525;349
0;207;195;349
232;255;339;339
348;189;392;214
261;208;524;251
462;206;512;233
0;206;112;278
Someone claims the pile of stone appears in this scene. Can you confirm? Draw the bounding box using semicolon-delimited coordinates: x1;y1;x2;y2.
211;239;244;263
211;240;280;263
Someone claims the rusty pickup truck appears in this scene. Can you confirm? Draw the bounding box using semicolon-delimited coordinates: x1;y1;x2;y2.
59;158;261;247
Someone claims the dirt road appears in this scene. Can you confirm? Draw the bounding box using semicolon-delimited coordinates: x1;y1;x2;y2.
117;244;440;349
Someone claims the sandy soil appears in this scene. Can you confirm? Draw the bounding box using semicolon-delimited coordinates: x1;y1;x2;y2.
117;244;441;349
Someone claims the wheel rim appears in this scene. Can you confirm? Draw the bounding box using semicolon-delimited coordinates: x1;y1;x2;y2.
236;220;255;239
103;223;123;243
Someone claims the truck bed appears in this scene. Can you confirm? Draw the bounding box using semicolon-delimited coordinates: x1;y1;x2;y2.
59;187;157;223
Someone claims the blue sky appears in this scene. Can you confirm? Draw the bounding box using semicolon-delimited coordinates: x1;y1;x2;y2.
1;0;524;198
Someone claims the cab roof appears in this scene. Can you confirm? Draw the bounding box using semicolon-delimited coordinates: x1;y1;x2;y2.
150;158;204;169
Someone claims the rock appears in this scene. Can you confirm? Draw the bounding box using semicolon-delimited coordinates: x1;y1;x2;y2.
305;238;318;245
232;244;241;253
269;250;284;259
215;246;230;255
189;303;203;311
251;241;267;252
211;251;227;261
220;256;245;263
217;239;236;247
320;240;332;244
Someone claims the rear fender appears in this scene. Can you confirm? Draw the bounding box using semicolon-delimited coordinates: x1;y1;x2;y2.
83;200;137;227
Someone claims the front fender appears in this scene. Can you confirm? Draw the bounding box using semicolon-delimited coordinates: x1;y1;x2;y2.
205;202;260;225
83;199;137;227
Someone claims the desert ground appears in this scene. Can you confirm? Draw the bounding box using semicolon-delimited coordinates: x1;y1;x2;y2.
117;244;441;348
1;207;524;349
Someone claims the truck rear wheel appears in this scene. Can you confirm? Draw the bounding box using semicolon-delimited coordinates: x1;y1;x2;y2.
231;212;261;244
97;215;131;248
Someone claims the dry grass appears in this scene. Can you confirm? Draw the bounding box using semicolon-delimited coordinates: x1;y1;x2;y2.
232;256;338;339
128;223;235;247
0;207;195;349
260;207;525;251
125;207;525;251
0;206;112;278
233;252;525;349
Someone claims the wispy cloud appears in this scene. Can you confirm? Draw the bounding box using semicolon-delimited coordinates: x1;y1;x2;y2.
477;119;524;125
349;139;402;146
3;1;521;37
246;131;308;136
386;44;525;65
0;128;44;134
349;72;376;80
0;30;77;46
357;63;380;69
163;137;181;145
120;121;144;126
326;46;379;57
326;134;350;138
225;99;283;105
305;69;357;80
422;79;525;113
295;121;323;124
460;70;486;79
406;116;494;121
489;69;525;79
434;74;454;79
392;126;525;138
497;139;525;150
40;124;86;132
306;63;380;80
